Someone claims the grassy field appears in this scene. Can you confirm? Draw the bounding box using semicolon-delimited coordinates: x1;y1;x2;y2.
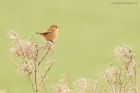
0;0;140;93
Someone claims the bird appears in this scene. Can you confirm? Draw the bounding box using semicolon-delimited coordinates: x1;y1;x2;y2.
36;25;59;43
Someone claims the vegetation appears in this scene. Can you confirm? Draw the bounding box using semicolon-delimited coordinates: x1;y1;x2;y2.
7;32;139;93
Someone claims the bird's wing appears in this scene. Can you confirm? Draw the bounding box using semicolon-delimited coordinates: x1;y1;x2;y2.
36;31;52;35
43;31;52;35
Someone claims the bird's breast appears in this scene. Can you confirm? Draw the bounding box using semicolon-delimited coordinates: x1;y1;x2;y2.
44;31;58;42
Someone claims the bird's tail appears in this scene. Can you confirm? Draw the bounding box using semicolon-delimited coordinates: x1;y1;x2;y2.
36;32;43;35
36;32;40;34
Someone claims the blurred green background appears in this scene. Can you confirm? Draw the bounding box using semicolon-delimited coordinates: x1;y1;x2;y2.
0;0;140;93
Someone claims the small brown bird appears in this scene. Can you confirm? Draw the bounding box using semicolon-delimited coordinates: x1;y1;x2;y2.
36;25;59;43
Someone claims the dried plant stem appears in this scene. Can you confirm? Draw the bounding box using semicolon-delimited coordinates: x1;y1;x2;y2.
33;48;51;93
93;83;97;93
34;60;38;93
124;64;135;86
104;89;108;93
27;76;35;93
38;63;53;90
134;67;137;86
37;49;50;67
107;80;115;93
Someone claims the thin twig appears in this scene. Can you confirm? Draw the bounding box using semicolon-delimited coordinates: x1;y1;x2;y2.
38;63;53;90
27;76;35;93
37;49;50;69
34;59;38;93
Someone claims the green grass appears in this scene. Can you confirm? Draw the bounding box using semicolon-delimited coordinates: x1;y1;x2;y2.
0;0;140;93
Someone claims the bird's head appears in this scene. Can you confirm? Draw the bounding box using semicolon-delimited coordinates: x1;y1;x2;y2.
50;25;58;28
49;25;59;32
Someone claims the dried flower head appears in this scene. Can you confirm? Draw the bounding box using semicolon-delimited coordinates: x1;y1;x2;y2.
17;62;33;76
126;61;136;76
10;40;38;58
47;41;55;50
7;30;19;40
8;31;55;93
114;44;133;62
114;45;136;76
103;66;120;83
76;78;88;91
57;83;71;93
127;87;139;93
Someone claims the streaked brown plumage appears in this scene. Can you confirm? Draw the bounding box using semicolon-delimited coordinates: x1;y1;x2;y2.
36;25;59;43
